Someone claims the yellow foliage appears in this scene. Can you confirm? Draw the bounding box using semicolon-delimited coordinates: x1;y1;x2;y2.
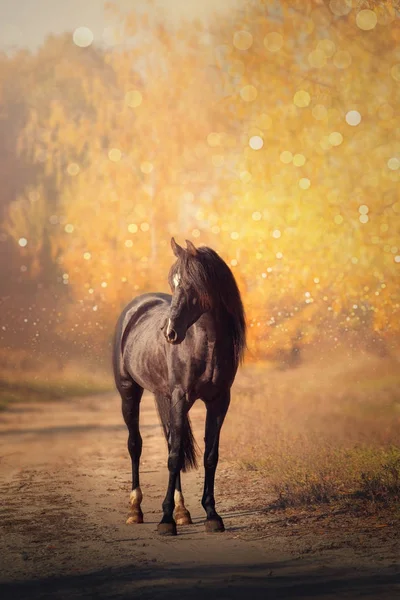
1;1;400;355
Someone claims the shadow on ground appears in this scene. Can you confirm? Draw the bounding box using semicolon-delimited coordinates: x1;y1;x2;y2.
1;560;399;600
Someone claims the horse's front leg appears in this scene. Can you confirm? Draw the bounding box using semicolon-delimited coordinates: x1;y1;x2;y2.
158;389;186;536
202;391;230;533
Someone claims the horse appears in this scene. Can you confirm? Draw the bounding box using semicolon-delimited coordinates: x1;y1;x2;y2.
113;237;246;535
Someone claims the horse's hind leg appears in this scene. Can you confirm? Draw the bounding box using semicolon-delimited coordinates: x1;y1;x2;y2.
119;377;144;524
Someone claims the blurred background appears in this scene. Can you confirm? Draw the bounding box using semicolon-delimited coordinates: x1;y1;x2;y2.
0;0;400;519
0;0;399;386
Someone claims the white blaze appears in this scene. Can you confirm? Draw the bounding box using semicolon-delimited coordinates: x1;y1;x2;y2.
173;273;181;288
166;318;172;335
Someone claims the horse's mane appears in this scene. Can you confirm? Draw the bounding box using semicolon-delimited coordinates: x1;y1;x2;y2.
169;247;246;365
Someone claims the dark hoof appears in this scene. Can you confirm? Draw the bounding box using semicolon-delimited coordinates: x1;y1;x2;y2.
157;521;177;536
205;517;225;533
174;508;193;526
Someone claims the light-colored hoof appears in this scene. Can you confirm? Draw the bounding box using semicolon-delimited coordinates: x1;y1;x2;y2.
174;508;193;526
205;517;225;533
157;521;177;536
126;511;144;524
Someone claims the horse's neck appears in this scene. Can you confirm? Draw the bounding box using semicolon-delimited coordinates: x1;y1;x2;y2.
198;308;231;345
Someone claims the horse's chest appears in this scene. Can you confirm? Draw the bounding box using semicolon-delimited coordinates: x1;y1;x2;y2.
192;346;234;397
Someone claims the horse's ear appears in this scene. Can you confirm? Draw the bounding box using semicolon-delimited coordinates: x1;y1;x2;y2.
185;239;198;256
171;237;185;258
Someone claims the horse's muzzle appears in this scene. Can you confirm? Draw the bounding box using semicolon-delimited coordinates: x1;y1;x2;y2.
166;328;178;343
161;318;184;345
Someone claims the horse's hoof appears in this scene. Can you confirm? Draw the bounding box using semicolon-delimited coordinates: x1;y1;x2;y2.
205;517;225;533
157;521;177;536
174;508;193;526
126;510;144;524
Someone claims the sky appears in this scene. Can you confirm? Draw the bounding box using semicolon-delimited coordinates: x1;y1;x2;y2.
0;0;241;52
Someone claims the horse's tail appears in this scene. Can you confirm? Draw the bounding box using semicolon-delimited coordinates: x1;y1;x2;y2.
154;394;199;472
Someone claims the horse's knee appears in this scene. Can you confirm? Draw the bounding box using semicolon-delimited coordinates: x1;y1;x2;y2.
127;433;142;457
204;452;219;470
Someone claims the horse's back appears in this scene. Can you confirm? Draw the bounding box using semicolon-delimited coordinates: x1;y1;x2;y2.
113;293;171;389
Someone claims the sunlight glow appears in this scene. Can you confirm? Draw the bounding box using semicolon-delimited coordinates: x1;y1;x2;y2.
293;153;306;166
329;0;352;17
125;90;143;108
329;132;343;146
280;151;293;164
67;163;80;176
249;136;263;150
263;32;283;52
388;158;400;171
293;90;311;108
233;30;253;50
356;10;378;31
72;27;94;48
346;111;361;126
108;148;122;162
299;178;311;190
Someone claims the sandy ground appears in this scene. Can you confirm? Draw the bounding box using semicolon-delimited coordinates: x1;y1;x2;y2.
0;391;399;599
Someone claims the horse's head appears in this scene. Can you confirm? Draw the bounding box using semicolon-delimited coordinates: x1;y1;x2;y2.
162;238;210;345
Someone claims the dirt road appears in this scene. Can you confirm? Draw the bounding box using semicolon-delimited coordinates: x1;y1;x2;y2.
1;392;399;599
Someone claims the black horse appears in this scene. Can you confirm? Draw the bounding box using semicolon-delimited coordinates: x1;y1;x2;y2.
113;238;246;535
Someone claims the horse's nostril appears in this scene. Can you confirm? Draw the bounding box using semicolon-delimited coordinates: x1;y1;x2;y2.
167;329;177;342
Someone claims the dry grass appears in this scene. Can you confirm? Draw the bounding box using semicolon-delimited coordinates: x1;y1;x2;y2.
223;347;400;510
0;348;113;410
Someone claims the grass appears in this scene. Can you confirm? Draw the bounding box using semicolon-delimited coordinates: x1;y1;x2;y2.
223;347;400;511
0;355;113;411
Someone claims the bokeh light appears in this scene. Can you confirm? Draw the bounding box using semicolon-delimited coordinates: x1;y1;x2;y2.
1;0;399;365
346;111;361;126
72;27;94;48
125;90;143;108
263;32;283;52
249;136;263;150
240;85;258;102
299;178;311;190
233;30;253;50
108;148;122;162
356;10;378;31
293;90;311;107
